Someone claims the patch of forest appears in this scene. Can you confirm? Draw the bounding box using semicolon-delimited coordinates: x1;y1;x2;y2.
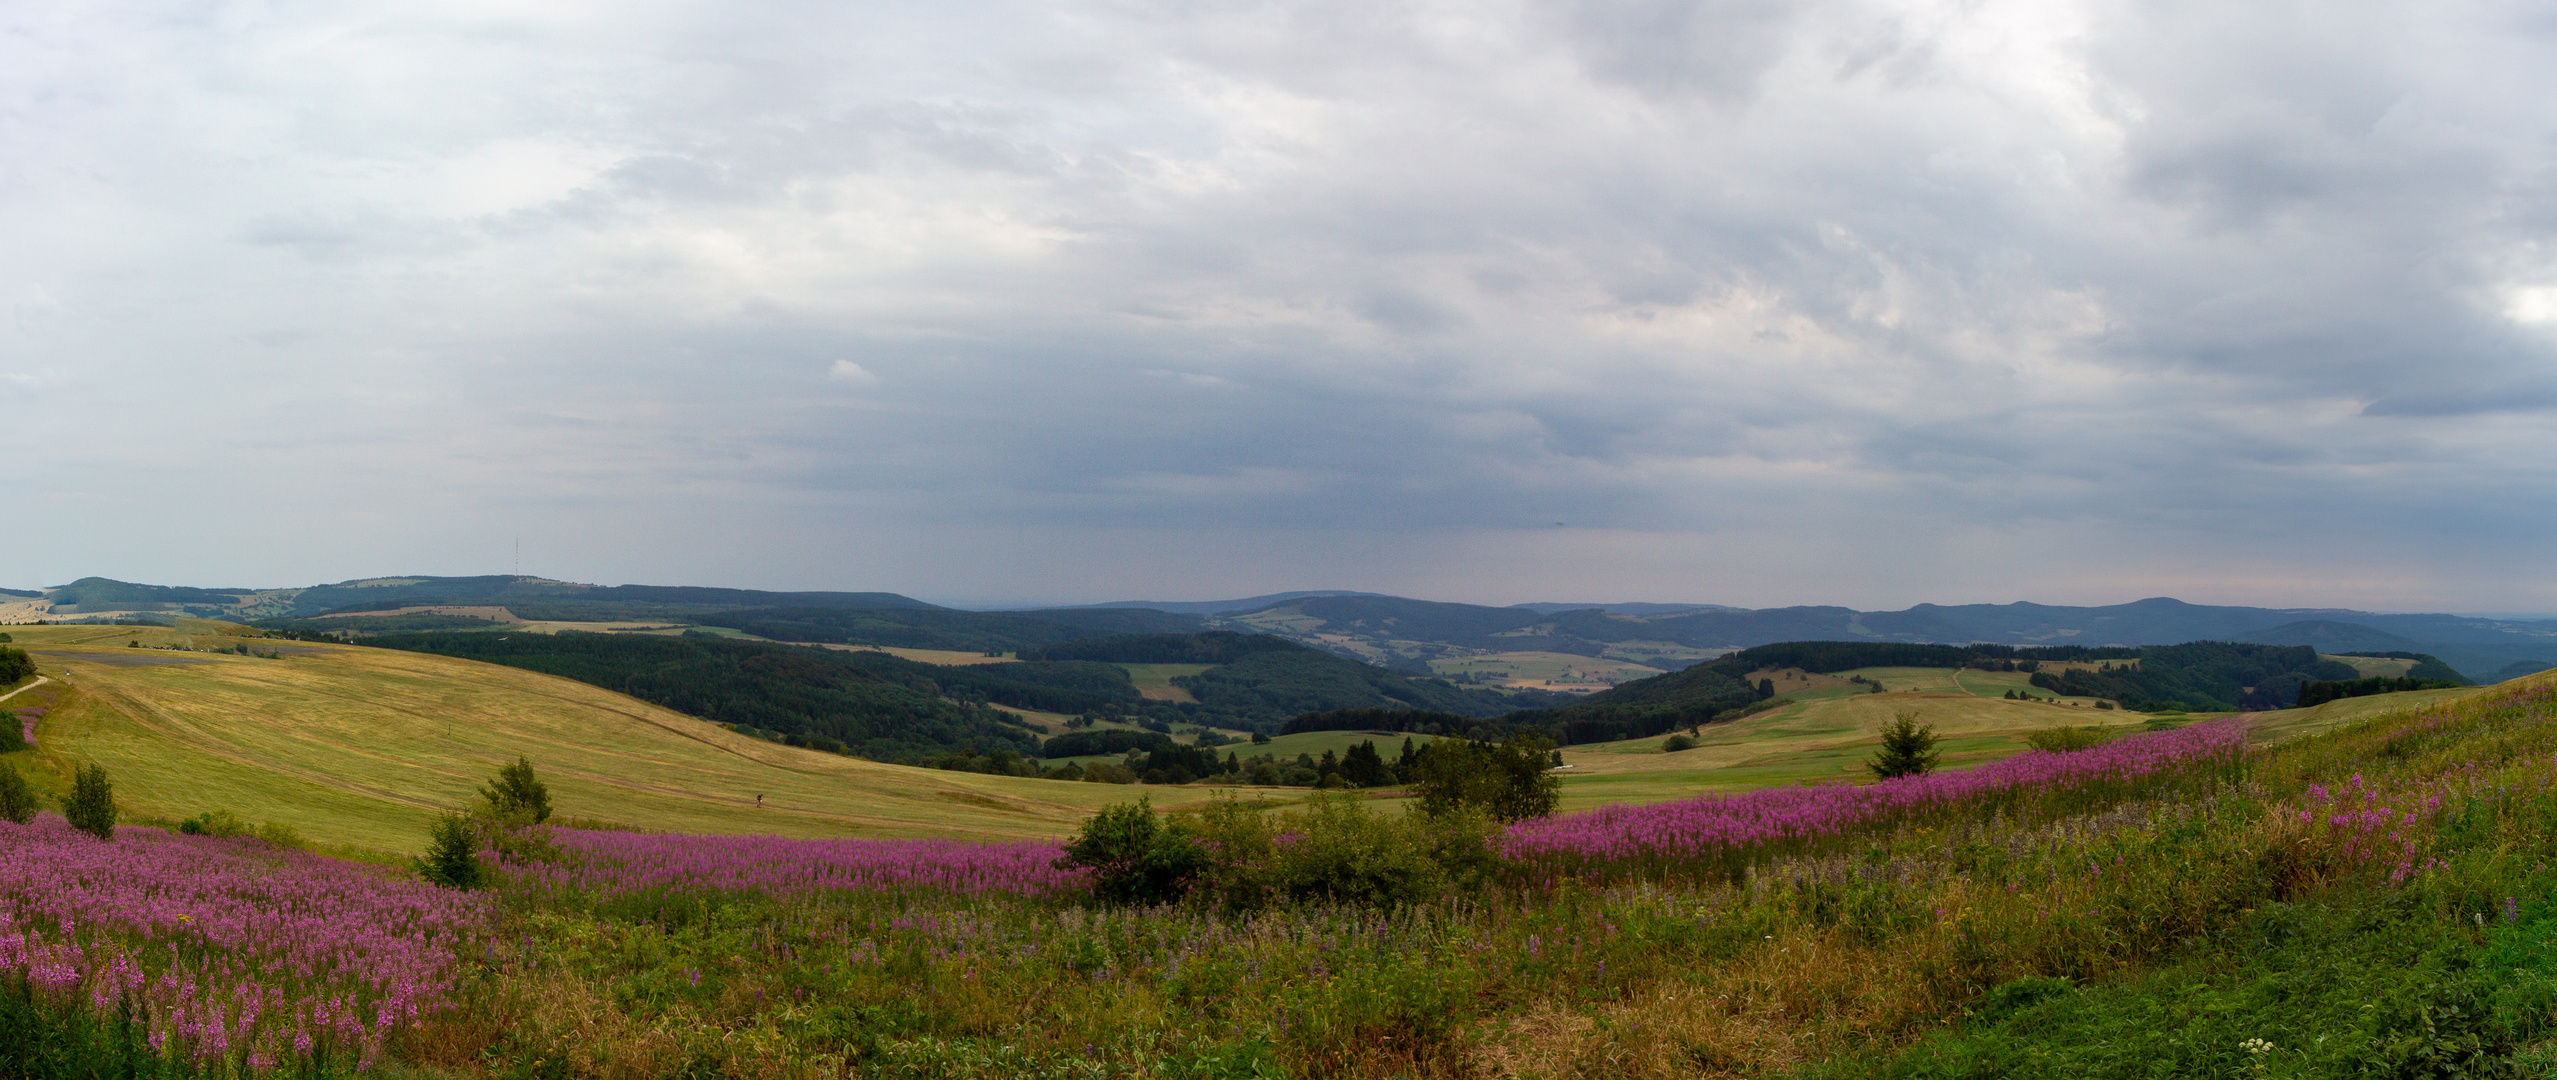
364;630;1532;762
364;631;1042;762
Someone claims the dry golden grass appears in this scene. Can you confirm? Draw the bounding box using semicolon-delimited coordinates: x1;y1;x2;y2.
13;633;1237;855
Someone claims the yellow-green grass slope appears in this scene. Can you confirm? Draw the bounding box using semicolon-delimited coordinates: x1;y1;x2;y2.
1547;662;2484;815
3;624;1239;856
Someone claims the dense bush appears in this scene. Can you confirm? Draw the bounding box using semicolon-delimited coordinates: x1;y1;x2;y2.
1055;797;1208;905
1408;734;1560;822
0;645;34;684
63;762;115;840
0;762;39;825
176;809;250;837
478;755;553;823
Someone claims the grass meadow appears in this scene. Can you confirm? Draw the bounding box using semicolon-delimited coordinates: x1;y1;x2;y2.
12;621;2549;1078
12;669;2555;1077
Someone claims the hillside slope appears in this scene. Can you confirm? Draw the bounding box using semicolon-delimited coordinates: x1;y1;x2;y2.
3;627;1233;853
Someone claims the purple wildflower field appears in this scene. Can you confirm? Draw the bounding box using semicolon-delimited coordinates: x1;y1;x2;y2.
512;829;1089;901
0;816;489;1070
1505;718;2251;878
16;707;39;747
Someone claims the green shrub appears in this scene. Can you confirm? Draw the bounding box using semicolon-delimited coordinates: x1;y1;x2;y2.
1409;734;1559;822
1663;733;1698;752
255;820;309;849
479;756;553;823
177;809;251;837
419;811;484;889
1058;797;1207;905
1179;792;1497;910
2023;726;2115;753
63;762;115;840
0;761;39;825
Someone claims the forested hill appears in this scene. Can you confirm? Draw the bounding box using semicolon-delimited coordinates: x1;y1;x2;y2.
1321;639;2457;748
366;630;1043;762
1018;630;1301;664
365;629;1531;757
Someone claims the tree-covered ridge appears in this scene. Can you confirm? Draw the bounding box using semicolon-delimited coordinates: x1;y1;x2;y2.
2295;676;2467;708
2029;643;2359;710
2336;651;2470;685
690;607;1129;653
1171;647;1518;720
1019;630;1301;664
365;631;1039;762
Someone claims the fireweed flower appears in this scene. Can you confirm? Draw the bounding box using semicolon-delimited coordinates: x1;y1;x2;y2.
1505;719;2248;879
0;816;488;1070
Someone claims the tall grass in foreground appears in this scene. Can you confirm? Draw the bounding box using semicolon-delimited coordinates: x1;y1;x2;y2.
0;818;489;1075
400;714;2347;1078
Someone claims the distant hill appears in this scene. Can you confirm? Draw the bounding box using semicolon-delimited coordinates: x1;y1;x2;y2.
1059;591;1396;616
2231;620;2433;653
369;629;1531;745
22;574;2557;685
1508;602;1734;615
1195;595;2557;683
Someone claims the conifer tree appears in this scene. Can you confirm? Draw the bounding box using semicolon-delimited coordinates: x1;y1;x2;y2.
1867;711;1941;780
418;812;484;889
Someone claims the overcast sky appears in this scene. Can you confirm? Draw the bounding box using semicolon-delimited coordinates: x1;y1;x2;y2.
5;0;2556;610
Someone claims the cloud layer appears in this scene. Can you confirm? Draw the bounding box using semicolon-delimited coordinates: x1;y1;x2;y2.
4;0;2555;608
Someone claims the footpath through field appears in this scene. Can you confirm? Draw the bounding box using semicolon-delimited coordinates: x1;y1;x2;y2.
0;674;49;705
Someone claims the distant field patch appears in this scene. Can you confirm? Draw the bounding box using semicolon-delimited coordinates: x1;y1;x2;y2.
819;643;1019;666
2322;654;2420;678
315;604;523;623
1115;662;1212;702
1427;651;1663;691
28;649;219;668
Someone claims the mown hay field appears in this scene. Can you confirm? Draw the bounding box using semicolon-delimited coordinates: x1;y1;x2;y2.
4;625;1239;855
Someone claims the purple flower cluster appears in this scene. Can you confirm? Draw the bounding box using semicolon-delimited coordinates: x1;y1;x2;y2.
0;816;489;1070
1507;718;2249;877
15;707;39;747
513;830;1089;901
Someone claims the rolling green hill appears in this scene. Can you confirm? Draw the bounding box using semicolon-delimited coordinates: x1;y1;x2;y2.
0;623;1242;853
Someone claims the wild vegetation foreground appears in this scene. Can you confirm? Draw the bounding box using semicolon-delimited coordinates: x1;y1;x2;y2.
8;671;2557;1076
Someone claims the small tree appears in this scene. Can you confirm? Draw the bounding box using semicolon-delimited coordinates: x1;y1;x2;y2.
478;756;552;823
64;762;117;840
0;761;40;825
418;811;484;889
1867;711;1941;780
1057;797;1206;905
1410;734;1560;823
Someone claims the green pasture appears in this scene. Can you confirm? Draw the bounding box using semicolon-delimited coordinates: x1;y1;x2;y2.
1425;651;1662;688
1113;662;1212;702
2319;653;2420;678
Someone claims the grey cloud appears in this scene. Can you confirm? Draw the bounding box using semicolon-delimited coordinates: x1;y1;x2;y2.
3;0;2557;608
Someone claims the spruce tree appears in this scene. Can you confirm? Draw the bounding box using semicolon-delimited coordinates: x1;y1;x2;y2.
1867;711;1941;780
418;811;484;889
478;756;553;823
